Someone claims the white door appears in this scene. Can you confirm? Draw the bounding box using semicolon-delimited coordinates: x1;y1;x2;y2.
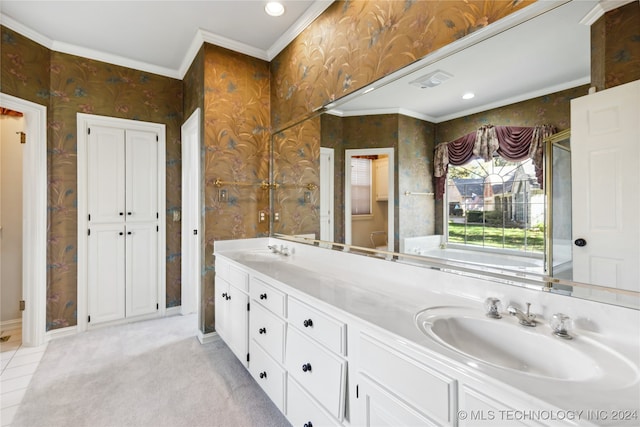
125;130;158;223
126;222;158;317
87;126;125;223
88;224;126;324
320;147;334;242
181;109;201;315
227;284;249;363
571;79;640;293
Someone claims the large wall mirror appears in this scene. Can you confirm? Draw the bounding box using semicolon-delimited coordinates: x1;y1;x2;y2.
271;0;640;310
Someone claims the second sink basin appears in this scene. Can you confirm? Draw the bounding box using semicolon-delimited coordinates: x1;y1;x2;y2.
415;306;638;385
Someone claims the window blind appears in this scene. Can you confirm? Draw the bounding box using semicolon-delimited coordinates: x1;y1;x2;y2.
351;157;371;215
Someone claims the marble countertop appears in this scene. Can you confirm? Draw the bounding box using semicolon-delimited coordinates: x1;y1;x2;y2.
215;239;640;424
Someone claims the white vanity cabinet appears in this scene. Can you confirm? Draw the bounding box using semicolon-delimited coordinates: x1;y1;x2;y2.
355;332;458;427
248;277;287;411
214;257;249;366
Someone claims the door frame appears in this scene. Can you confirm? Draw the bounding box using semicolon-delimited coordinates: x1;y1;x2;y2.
320;147;334;242
181;108;201;316
77;113;166;332
0;93;47;347
345;147;395;252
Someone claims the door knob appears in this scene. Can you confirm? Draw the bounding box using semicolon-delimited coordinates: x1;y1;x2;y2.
574;238;587;247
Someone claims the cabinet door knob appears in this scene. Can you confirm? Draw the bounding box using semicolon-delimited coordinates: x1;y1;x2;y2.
259;327;266;334
119;212;124;216
127;212;132;216
119;232;124;236
302;363;312;372
304;422;313;427
127;231;132;235
259;293;267;300
259;371;267;379
574;238;587;247
303;319;313;328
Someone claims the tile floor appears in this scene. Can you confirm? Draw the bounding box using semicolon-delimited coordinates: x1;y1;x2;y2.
0;326;48;426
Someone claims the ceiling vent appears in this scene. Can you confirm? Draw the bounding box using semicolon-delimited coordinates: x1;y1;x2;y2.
409;70;453;89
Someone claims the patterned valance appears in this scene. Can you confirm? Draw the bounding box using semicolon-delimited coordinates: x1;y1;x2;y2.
434;124;555;200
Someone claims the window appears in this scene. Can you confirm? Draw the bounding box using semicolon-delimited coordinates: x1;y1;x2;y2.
351;157;372;215
447;156;544;254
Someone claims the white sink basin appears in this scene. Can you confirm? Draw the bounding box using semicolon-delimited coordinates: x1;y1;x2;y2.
415;306;638;384
235;250;288;263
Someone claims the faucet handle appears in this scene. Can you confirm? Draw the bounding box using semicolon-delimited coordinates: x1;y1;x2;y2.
484;297;502;319
551;313;573;340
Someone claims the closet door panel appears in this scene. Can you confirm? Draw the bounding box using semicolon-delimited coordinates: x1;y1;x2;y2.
87;126;125;223
125;223;158;317
88;224;126;324
125;130;158;223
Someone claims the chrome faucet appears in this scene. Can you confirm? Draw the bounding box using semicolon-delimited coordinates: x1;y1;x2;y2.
267;244;291;256
507;303;536;327
484;297;502;319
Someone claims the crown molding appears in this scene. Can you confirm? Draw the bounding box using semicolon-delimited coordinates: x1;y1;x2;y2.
51;40;180;79
2;1;336;80
0;13;52;49
580;0;636;25
267;0;334;60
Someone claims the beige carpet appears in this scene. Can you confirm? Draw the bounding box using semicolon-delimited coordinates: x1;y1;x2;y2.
12;315;290;427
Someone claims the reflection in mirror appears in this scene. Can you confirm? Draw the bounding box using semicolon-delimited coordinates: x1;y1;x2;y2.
270;0;640;310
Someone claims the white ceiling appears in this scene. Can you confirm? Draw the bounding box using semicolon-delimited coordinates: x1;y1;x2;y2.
0;0;334;78
329;0;601;123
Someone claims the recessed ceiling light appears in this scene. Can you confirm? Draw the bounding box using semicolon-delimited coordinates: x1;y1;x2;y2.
462;92;475;100
265;1;285;17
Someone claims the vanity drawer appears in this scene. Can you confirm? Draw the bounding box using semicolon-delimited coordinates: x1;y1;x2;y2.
250;302;286;363
286;376;338;427
228;263;249;292
288;296;346;355
250;277;286;317
249;340;285;412
359;333;456;426
285;326;346;421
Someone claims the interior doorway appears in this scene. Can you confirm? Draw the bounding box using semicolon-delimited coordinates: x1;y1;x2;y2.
345;148;394;252
0;93;48;347
1;110;25;340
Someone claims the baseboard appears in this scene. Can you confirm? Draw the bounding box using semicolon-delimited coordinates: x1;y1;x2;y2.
198;330;220;344
0;318;22;330
46;325;78;341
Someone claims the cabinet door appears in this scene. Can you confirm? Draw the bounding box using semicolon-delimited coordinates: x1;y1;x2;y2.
125;130;158;223
88;224;126;324
215;277;230;342
125;223;158;317
228;284;249;366
374;157;389;201
359;377;438;427
87;126;125;223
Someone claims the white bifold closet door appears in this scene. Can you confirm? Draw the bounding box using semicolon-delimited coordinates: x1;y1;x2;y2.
87;125;158;325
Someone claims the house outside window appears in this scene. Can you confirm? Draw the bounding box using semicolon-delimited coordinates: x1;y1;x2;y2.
446;156;544;254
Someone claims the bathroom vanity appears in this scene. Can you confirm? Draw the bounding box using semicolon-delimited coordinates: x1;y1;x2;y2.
214;237;640;427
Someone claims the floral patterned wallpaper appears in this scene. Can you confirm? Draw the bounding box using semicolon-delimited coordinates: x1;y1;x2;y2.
202;44;270;332
1;26;183;330
279;113;435;251
272;115;322;238
270;0;535;129
0;27;50;105
591;2;640;91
